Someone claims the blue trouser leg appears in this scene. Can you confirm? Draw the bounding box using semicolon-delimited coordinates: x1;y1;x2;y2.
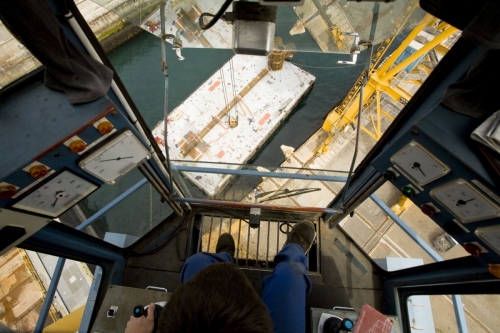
261;244;312;333
180;252;233;283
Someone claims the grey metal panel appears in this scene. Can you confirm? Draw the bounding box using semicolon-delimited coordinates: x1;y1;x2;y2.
370;104;500;265
91;285;172;333
0;208;51;255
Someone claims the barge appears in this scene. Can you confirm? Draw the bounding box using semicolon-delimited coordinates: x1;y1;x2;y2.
152;54;315;196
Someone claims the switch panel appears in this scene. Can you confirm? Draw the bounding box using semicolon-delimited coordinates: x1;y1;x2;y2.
0;79;148;218
371;104;500;265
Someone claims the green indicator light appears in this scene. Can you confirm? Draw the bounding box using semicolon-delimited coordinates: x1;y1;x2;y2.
402;186;415;198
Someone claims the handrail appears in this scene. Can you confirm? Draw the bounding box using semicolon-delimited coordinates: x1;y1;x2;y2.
171;165;348;182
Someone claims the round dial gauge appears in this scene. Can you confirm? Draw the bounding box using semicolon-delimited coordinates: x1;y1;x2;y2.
12;170;98;217
79;129;151;184
431;179;500;223
391;141;450;186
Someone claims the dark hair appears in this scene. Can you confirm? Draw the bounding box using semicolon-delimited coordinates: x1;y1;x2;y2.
158;263;273;333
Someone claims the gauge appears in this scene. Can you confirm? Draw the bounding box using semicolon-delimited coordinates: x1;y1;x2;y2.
12;170;98;217
78;129;151;184
391;141;450;186
431;179;500;223
475;225;500;256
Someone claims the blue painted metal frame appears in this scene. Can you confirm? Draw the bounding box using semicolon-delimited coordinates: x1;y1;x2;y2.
33;178;147;331
34;258;66;333
171;165;349;182
370;193;469;333
22;222;126;333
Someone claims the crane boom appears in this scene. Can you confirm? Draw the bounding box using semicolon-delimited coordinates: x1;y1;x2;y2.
317;1;459;154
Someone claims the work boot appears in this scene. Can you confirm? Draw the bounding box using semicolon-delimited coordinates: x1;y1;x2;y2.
216;233;235;258
285;221;316;254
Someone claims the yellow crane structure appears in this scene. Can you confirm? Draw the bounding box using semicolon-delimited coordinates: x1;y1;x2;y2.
317;10;459;155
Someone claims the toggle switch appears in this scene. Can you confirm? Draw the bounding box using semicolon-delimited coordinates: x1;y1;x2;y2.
107;305;118;318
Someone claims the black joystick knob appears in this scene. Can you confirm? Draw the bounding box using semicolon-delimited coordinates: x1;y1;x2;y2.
132;304;164;332
323;317;354;333
323;317;342;333
133;305;145;318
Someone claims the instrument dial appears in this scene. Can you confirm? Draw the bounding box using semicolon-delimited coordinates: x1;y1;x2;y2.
12;170;98;217
391;141;450;186
431;179;500;223
79;129;151;184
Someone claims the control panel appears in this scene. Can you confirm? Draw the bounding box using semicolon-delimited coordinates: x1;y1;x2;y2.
372;103;500;265
91;285;171;333
0;79;150;220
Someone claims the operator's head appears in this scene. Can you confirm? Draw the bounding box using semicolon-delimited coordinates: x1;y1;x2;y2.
157;262;273;333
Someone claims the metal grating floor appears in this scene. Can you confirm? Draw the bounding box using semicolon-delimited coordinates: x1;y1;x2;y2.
197;214;319;273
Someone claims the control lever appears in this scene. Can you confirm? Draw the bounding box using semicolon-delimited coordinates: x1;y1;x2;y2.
132;303;164;332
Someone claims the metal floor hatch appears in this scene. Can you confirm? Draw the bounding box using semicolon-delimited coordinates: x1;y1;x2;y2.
196;214;320;273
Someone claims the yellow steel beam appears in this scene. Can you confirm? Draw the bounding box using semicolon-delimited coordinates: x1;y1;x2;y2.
368;79;412;104
376;90;381;138
43;306;85;333
322;72;365;133
328;20;456;131
418;63;433;75
324;14;440;133
315;4;460;155
382;26;458;80
370;0;420;70
362;90;392;140
380;108;394;121
377;14;436;77
317;14;457;155
395;85;414;100
332;71;410;132
369;113;376;136
436;21;449;31
361;125;379;141
405;79;423;86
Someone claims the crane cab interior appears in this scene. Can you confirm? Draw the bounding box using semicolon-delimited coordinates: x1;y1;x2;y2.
0;0;499;332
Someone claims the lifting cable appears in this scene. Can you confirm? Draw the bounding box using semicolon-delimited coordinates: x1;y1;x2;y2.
217;50;230;124
341;42;373;209
229;58;238;122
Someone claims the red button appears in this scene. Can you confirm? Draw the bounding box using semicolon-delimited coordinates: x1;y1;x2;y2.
0;185;17;199
421;204;437;217
464;243;481;256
